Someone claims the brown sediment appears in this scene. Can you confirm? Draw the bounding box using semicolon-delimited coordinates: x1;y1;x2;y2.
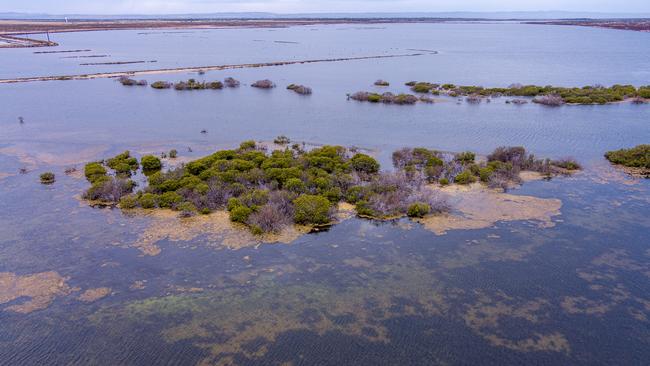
418;183;562;235
78;287;112;303
0;271;71;313
126;197;355;256
0;53;426;84
131;209;312;256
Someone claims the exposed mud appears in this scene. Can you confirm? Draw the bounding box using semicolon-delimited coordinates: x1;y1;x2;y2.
418;183;562;235
78;287;112;303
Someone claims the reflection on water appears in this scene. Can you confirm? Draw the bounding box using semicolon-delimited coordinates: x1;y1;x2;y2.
0;22;649;366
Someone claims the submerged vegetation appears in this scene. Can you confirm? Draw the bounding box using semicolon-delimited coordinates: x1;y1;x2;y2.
81;141;580;234
405;82;650;105
605;145;650;176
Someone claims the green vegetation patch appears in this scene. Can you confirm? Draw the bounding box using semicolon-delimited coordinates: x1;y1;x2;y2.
605;145;650;170
406;82;650;105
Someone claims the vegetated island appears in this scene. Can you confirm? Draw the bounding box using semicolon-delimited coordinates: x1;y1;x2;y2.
351;82;650;106
530;19;650;33
605;144;650;178
80;141;580;237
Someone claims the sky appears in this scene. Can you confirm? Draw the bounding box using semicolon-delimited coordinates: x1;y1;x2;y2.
2;0;650;15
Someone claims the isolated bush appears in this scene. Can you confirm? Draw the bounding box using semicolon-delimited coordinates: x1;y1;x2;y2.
374;80;390;86
407;202;430;218
40;172;55;184
552;158;582;170
169;149;178;158
293;194;332;225
274;135;291;145
141;155;162;172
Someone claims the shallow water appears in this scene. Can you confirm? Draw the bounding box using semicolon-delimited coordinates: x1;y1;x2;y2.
0;22;649;365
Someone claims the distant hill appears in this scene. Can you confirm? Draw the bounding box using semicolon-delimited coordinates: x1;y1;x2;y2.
1;11;649;21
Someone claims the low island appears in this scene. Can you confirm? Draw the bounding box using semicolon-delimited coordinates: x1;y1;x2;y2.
605;144;650;178
80;141;580;236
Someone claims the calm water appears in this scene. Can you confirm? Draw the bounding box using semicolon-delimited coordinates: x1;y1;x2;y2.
0;22;649;365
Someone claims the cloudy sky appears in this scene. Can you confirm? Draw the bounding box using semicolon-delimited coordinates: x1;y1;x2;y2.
3;0;650;14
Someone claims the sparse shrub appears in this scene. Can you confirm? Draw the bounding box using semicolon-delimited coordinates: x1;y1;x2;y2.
141;155;162;172
177;202;197;217
84;177;135;202
252;79;275;89
247;202;292;233
169;149;178;159
439;178;449;185
374;80;390;86
552;158;582;171
407;202;430;218
274;135;291;145
224;77;240;87
293;194;332;225
40;172;55;184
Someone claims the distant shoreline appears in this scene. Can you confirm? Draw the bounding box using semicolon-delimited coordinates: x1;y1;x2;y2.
0;53;426;84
